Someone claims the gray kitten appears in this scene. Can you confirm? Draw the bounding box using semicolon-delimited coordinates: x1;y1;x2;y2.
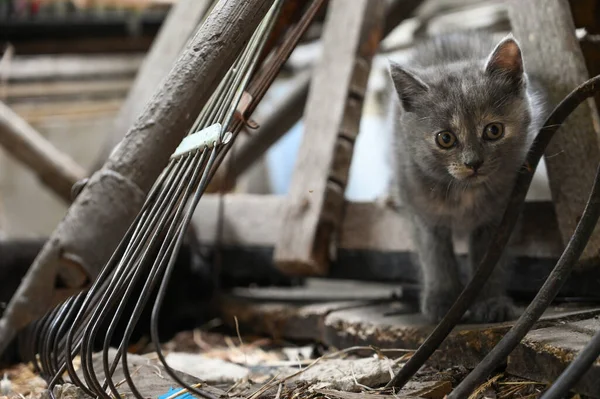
387;32;545;323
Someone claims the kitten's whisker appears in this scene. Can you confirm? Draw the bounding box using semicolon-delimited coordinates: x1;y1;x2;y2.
545;150;565;159
540;123;563;130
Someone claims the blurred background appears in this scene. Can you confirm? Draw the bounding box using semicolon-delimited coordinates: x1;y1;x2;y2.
0;0;553;238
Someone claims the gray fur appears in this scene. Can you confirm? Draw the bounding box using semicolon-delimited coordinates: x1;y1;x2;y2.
387;32;546;323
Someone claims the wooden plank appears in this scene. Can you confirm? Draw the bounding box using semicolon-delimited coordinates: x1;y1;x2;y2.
89;0;212;172
6;36;156;55
10;99;122;124
218;281;600;372
324;304;600;370
569;0;600;33
2;55;143;82
192;194;563;258
508;0;600;266
4;78;132;101
273;0;385;276
0;101;86;202
209;0;424;192
507;317;600;398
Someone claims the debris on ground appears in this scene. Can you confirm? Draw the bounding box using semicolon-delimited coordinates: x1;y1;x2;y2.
0;329;582;399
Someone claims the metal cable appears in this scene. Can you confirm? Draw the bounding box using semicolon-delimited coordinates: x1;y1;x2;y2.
387;74;600;391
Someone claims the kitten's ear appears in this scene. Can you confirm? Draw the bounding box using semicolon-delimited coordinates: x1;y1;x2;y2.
389;61;429;112
484;34;524;83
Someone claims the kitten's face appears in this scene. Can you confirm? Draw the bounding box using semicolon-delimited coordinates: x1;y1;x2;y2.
390;36;532;186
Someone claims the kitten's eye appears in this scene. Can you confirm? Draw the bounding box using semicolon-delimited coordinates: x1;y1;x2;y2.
483;123;504;141
436;131;457;149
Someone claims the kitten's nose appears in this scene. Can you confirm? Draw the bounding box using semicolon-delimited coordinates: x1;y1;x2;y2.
464;160;483;172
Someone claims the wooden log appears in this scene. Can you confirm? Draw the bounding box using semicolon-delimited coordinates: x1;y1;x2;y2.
89;0;213;173
0;101;86;202
0;0;275;357
273;0;385;276
509;0;600;266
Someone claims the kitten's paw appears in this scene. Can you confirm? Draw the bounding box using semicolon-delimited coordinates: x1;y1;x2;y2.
468;296;517;323
421;288;461;323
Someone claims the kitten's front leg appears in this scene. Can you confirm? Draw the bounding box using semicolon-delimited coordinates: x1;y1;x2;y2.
412;217;463;322
468;224;517;323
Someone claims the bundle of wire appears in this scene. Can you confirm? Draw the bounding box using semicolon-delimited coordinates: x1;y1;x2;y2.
15;1;284;398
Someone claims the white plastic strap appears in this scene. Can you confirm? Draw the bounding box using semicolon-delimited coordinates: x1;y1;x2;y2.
170;123;222;159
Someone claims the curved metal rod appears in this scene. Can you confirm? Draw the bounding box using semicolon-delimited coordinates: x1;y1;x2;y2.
85;156;198;397
107;151;209;399
52;164;171;395
387;74;600;390
451;163;600;398
69;163;177;388
148;147;220;399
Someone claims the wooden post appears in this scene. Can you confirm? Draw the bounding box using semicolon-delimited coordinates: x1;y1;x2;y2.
0;101;86;202
509;0;600;265
273;0;385;276
89;0;213;173
0;0;275;356
206;0;422;192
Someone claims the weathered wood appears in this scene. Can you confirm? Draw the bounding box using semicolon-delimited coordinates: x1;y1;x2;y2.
218;281;600;372
0;101;86;202
507;317;600;398
273;0;385;276
3;54;143;82
90;0;213;173
570;0;600;116
0;0;275;357
209;71;311;192
192;194;563;258
7;36;156;56
509;0;600;265
10;98;122;124
569;0;600;34
4;78;132;101
209;0;421;190
314;390;413;399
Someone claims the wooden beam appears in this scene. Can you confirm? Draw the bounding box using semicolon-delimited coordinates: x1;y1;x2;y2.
191;194;563;259
0;101;86;202
3;54;143;82
0;0;275;356
211;0;422;188
208;71;310;193
508;0;600;266
4;78;132;101
89;0;213;173
4;36;157;56
273;0;385;276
